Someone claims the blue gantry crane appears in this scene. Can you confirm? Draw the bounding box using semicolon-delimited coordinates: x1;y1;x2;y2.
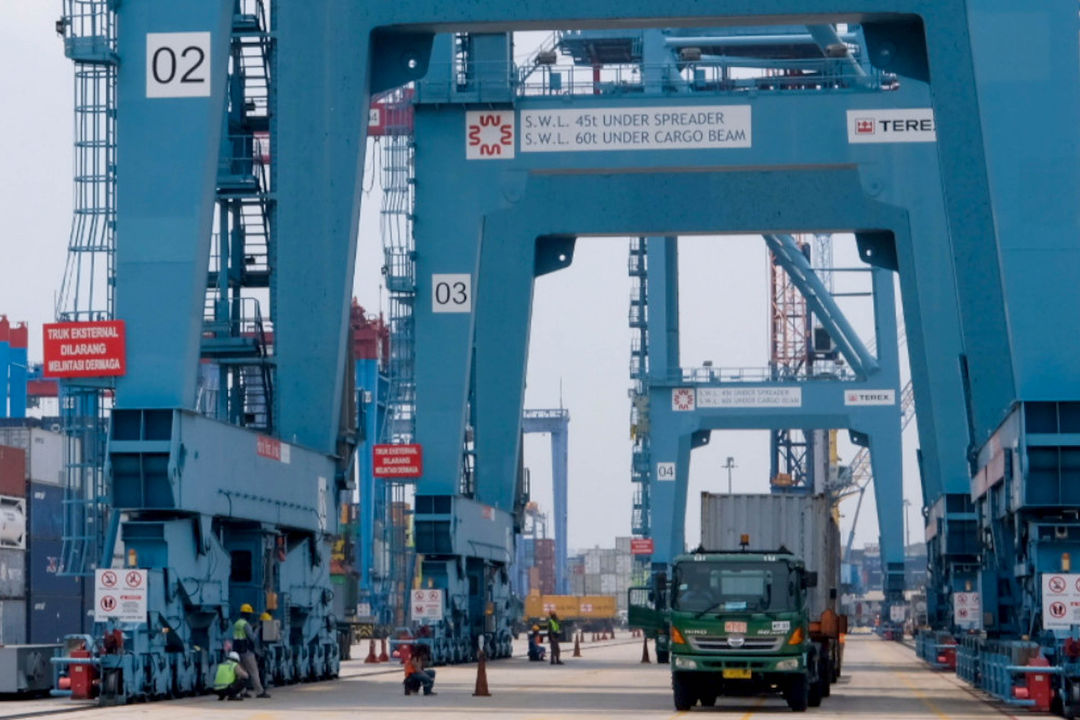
48;0;1080;710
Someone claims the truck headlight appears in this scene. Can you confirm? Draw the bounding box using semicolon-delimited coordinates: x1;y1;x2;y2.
775;658;799;671
674;656;697;670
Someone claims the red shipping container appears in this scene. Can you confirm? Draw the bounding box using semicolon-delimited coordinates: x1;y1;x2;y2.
0;446;26;498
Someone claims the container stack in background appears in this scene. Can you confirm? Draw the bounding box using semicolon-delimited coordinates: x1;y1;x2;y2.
0;444;28;644
533;538;556;594
0;421;89;644
569;537;636;617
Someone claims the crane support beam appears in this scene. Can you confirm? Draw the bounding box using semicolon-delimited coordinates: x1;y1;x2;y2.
764;233;879;378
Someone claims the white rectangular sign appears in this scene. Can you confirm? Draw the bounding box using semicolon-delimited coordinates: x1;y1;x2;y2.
95;568;148;623
146;33;212;99
411;588;444;622
520;105;751;153
1042;573;1080;629
697;387;802;408
847;108;936;144
431;274;472;313
844;389;897;406
953;592;982;629
466;111;516;159
889;605;907;623
656;462;676;482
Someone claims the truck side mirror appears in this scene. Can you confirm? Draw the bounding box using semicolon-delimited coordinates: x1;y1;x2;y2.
803;572;818;589
656;572;668;597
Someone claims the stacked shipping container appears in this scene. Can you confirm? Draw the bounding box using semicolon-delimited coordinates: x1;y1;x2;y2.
568;537;637;616
0;443;26;643
0;423;89;644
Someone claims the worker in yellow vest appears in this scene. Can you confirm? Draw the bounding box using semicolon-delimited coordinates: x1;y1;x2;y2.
548;612;564;665
233;603;270;698
213;651;249;701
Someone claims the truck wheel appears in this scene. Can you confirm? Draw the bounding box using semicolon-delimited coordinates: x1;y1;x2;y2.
673;673;695;711
656;649;670;664
785;674;809;712
820;657;832;697
808;679;823;708
700;692;717;707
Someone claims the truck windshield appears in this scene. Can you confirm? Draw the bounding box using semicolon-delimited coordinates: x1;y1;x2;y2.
671;561;799;613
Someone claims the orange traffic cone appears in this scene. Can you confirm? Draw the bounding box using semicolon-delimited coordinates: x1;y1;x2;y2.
640;635;651;664
364;638;378;663
473;650;491;697
572;633;582;658
378;637;389;663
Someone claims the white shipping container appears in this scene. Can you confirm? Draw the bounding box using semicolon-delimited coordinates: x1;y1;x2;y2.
616;536;632;554
584;554;601;574
600;573;617;594
571;575;585;595
700;492;840;618
616;576;629;593
0;427;71;487
615;554;632;575
599;555;616;574
584;575;602;594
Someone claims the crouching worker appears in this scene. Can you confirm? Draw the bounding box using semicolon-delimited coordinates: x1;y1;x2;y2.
528;625;546;662
404;644;436;696
214;651;249;701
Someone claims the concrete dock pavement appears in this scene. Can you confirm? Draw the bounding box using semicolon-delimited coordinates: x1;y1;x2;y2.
0;634;1048;719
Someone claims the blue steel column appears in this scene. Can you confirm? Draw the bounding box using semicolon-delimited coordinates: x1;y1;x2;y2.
860;267;905;601
112;2;232;410
643;237;683;564
355;356;380;607
967;2;1080;412
550;419;569;593
273;4;377;454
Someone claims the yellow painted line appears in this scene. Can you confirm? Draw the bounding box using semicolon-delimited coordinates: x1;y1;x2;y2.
872;640;952;720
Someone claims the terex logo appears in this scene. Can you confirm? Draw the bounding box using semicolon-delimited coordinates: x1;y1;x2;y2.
844;389;897;406
847;109;936;144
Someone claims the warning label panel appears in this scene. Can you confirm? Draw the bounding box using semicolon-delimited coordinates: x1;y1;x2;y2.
520;105;751;153
1042;573;1080;629
94;568;148;623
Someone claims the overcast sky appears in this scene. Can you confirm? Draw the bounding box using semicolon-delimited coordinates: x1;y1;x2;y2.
0;6;923;555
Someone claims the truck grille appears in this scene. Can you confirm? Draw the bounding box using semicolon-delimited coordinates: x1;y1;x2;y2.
689;636;782;652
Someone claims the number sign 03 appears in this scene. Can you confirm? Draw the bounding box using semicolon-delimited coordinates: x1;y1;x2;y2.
432;274;472;313
147;33;212;98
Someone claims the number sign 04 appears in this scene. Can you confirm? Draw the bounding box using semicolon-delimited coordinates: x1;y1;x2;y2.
147;33;212;98
432;274;472;313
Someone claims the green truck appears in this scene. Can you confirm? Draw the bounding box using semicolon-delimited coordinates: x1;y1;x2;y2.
630;493;844;712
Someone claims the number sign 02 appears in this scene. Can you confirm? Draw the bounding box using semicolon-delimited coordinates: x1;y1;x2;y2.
432;274;472;313
147;33;212;98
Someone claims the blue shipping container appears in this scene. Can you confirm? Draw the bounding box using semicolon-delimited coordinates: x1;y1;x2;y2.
28;483;63;539
30;593;86;644
28;537;82;597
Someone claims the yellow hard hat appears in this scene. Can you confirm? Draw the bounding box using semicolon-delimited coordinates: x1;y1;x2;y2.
240;603;254;614
260;612;272;621
532;625;540;631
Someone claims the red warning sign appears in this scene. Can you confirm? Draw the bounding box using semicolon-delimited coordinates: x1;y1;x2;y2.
101;570;118;588
1050;602;1068;619
1049;576;1067;594
42;321;126;378
373;444;422;478
100;595;117;612
630;538;655;556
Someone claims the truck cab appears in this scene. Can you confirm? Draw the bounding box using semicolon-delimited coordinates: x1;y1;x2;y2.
632;548;827;712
